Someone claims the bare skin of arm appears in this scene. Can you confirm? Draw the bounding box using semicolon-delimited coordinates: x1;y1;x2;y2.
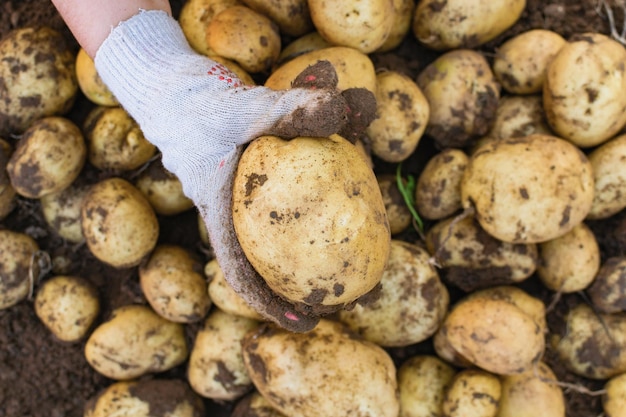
50;0;171;58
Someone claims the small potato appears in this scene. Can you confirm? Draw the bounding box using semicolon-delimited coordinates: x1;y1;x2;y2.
587;257;626;314
604;373;626;417
412;0;525;51
135;161;194;216
240;0;313;37
34;275;99;343
378;174;412;235
7;117;86;199
367;70;429;163
266;46;377;94
188;309;260;400
85;379;205;417
442;369;501;417
587;133;626;220
139;245;211;323
83;106;156;172
553;303;626;379
232;135;390;314
461;134;595;243
81;177;159;268
85;304;188;380
537;222;600;293
543;33;626;148
308;0;395;53
439;296;544;375
497;361;566;417
338;240;449;347
75;48;118;106
40;182;90;243
232;391;287;417
179;0;242;55
416;148;468;220
207;6;281;73
0;27;77;135
417;49;500;149
205;259;264;321
242;320;399;417
493;29;566;95
0;139;16;220
376;0;416;52
397;355;456;417
425;216;538;291
0;230;39;309
274;32;332;69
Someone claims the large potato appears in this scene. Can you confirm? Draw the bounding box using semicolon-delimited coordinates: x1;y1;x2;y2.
338;240;449;347
543;33;626;148
367;70;429;163
461;134;594;243
0;27;77;135
7;116;86;199
81;177;159;268
587;257;626;314
417;49;500;148
232;134;390;314
412;0;525;51
242;320;399;417
442;369;501;417
240;0;313;37
0;229;39;309
179;0;242;55
587;133;626;219
85;304;188;380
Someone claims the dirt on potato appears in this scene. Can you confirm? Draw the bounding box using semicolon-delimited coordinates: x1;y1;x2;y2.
0;1;620;417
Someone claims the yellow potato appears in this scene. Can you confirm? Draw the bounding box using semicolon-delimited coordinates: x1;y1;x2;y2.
135;161;194;216
604;373;626;417
240;0;313;37
377;0;416;52
7;116;86;199
587;133;626;219
75;48;118;106
442;369;501;417
308;0;395;53
40;182;90;243
378;174;412;235
178;0;242;55
0;230;39;310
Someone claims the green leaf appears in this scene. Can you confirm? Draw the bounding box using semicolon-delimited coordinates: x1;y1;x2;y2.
396;163;424;235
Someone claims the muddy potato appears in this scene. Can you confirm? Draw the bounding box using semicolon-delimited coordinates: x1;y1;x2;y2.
242;320;399;417
604;373;626;417
461;134;595;244
537;222;600;293
377;0;416;52
188;309;260;400
587;133;626;220
232;391;287;417
274;32;332;69
139;245;211;323
412;0;525;51
7;117;86;199
0;27;77;136
442;369;501;417
84;379;205;417
544;33;626;148
81;177;159;268
135;161;194;216
75;48;118;106
552;303;626;379
397;355;456;417
493;29;566;95
83;106;156;171
241;0;313;37
266;46;377;94
205;259;264;320
497;361;565;417
338;240;449;347
439;296;545;375
179;0;242;55
0;230;39;309
232;134;390;314
207;6;281;73
85;304;187;380
426;216;538;292
34;275;99;343
378;174;412;235
367;70;429;163
587;257;626;314
417;49;500;149
416;148;468;220
0;139;16;219
40;182;90;243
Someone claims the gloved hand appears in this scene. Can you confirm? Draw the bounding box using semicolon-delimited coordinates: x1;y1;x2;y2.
94;10;374;332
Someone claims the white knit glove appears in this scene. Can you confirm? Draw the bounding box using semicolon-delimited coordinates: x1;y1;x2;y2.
94;10;375;332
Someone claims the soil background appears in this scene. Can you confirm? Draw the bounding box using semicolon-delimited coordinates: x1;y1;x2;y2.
0;1;622;416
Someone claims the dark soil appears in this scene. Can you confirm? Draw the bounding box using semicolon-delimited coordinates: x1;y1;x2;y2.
0;1;621;417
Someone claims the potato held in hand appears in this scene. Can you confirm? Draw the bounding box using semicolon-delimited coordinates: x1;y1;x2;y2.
232;134;390;314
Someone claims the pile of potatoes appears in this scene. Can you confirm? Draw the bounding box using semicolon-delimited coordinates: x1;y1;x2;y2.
4;0;626;416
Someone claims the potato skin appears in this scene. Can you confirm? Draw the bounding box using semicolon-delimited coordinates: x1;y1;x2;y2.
442;369;501;417
587;257;626;314
378;174;412;235
0;139;16;220
461;134;594;243
241;0;313;37
75;48;118;106
0;230;39;309
41;182;89;243
587;133;626;220
604;373;626;417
